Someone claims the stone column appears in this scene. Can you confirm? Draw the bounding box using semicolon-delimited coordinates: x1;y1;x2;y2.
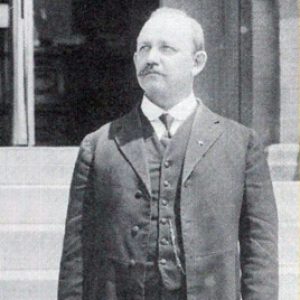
266;2;300;298
279;0;299;144
11;0;35;146
252;0;280;146
267;0;299;181
11;0;27;145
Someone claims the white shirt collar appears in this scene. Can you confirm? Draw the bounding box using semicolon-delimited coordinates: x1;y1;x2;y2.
141;92;198;122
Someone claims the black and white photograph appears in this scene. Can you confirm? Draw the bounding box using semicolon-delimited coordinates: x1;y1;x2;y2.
0;1;298;299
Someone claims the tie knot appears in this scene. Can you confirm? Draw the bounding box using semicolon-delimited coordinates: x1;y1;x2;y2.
159;113;175;135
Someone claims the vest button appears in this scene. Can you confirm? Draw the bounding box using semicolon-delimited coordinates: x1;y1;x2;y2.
161;199;168;206
129;259;136;267
160;238;169;245
164;160;170;168
160;258;167;265
160;217;167;225
163;180;169;187
135;190;143;199
132;225;139;234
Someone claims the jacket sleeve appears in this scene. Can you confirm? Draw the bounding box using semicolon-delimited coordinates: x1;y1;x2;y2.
57;134;95;300
239;130;278;299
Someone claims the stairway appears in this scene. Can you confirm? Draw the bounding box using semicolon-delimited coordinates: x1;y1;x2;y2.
0;147;78;300
0;146;298;299
273;182;299;299
267;144;299;299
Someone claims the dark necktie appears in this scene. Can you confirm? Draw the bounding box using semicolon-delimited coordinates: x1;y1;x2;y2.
159;113;175;148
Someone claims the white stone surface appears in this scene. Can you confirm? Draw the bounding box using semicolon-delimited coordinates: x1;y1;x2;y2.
0;148;298;299
0;147;78;185
0;271;58;300
266;144;299;180
280;16;300;143
0;185;69;224
274;181;299;299
0;225;64;270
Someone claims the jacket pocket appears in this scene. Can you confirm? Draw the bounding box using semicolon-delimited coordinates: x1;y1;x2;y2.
188;249;238;300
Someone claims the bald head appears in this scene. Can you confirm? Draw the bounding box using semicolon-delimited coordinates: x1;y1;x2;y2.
141;7;205;53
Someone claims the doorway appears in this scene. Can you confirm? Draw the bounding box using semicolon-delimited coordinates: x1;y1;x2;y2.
32;0;159;145
0;1;280;146
0;0;11;145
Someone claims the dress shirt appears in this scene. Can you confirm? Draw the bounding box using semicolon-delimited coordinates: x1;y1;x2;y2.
141;93;199;140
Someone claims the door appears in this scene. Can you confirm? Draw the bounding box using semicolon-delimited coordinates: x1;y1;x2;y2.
33;0;159;145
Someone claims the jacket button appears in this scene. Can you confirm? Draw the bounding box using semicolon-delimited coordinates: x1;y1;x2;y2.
160;217;167;225
132;225;139;234
160;258;167;265
160;238;169;245
163;180;169;187
161;199;168;206
135;190;143;199
129;259;136;267
164;160;170;168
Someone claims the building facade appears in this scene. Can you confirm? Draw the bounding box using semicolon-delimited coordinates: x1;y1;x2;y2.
0;1;298;299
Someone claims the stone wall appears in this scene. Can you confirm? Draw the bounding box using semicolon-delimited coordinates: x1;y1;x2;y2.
279;0;299;143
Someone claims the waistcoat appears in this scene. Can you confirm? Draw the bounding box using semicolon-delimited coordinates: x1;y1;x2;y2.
140;108;196;290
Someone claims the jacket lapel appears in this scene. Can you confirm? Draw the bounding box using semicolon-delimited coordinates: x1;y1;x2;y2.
113;106;151;197
182;105;225;185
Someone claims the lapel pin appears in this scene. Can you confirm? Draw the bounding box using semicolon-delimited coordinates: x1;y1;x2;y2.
197;140;204;146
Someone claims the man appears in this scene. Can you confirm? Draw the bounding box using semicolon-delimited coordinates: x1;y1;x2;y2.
58;8;278;300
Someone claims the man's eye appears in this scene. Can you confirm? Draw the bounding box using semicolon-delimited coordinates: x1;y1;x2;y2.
139;45;150;52
161;45;176;53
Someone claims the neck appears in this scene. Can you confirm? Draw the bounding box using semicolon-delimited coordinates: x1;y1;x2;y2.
146;90;193;110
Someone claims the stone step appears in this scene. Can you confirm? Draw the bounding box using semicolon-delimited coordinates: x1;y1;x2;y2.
0;214;298;271
0;180;298;224
279;266;299;300
0;185;69;224
1;228;298;270
1;269;297;300
0;145;298;183
278;223;299;266
0;182;298;271
0;270;58;300
0;147;78;185
273;181;299;224
266;143;299;181
0;144;297;300
0;225;64;271
1;267;299;300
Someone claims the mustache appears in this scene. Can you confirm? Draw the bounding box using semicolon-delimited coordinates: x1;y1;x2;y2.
138;66;163;77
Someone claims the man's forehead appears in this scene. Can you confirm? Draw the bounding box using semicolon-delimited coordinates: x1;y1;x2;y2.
137;14;192;44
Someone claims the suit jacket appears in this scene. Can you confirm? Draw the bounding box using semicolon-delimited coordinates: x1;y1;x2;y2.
58;104;278;300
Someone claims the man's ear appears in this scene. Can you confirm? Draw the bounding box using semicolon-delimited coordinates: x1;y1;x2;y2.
192;50;207;76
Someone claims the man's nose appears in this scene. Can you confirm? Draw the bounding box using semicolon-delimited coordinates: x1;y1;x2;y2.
146;47;160;64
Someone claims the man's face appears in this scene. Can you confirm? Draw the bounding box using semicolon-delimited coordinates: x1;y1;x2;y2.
134;14;201;103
